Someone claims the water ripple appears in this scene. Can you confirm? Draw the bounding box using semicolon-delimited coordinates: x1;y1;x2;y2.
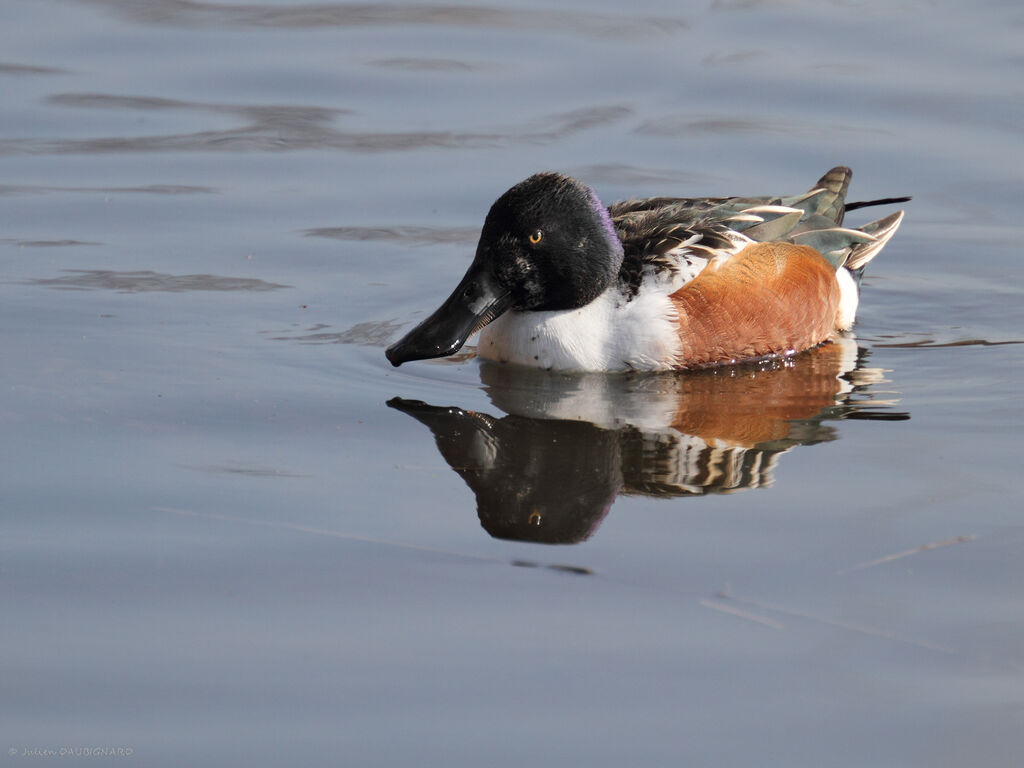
368;57;479;72
873;338;1024;349
303;225;478;245
267;319;404;346
26;269;290;293
78;0;688;39
0;61;68;76
0;97;630;156
635;112;891;139
0;183;216;196
6;239;102;247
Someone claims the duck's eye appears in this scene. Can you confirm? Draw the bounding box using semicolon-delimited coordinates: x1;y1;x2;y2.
528;230;543;245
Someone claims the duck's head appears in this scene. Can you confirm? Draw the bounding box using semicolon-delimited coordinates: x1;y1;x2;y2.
386;173;624;366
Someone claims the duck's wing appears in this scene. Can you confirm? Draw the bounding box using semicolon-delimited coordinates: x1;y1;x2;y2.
609;166;906;293
608;166;852;247
610;201;746;297
610;197;811;296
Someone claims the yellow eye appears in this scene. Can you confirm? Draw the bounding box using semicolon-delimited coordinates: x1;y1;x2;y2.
528;230;543;245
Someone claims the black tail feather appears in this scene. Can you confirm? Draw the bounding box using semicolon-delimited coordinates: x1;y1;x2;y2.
845;196;912;212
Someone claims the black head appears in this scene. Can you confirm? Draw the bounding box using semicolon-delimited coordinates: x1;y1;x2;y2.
386;173;624;366
478;172;624;311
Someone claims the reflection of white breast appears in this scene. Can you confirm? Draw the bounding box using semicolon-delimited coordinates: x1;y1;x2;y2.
482;367;683;432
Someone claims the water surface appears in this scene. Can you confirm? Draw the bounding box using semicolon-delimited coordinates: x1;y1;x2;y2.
2;1;1023;765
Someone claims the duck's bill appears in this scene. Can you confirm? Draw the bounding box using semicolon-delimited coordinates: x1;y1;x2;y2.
386;267;512;367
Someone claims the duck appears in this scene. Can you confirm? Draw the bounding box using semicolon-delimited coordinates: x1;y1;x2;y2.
385;166;907;372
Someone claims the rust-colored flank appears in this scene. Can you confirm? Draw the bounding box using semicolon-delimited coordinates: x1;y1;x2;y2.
671;242;842;369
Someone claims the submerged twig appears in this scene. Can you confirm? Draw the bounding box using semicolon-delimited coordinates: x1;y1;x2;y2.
151;505;592;575
838;535;974;575
699;598;784;629
716;589;959;655
153;505;503;564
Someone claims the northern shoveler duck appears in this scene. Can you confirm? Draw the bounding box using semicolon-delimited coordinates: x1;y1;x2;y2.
385;167;907;371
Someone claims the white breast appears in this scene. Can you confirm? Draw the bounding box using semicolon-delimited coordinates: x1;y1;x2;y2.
477;283;682;372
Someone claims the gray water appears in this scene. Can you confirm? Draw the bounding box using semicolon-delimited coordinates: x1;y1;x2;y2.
3;1;1023;765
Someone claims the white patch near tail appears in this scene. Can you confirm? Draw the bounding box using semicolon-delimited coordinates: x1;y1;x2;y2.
835;209;905;329
835;267;859;330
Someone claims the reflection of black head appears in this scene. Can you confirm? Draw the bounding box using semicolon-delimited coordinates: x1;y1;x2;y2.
387;398;621;544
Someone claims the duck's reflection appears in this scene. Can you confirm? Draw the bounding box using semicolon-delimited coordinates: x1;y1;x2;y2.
388;338;907;544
